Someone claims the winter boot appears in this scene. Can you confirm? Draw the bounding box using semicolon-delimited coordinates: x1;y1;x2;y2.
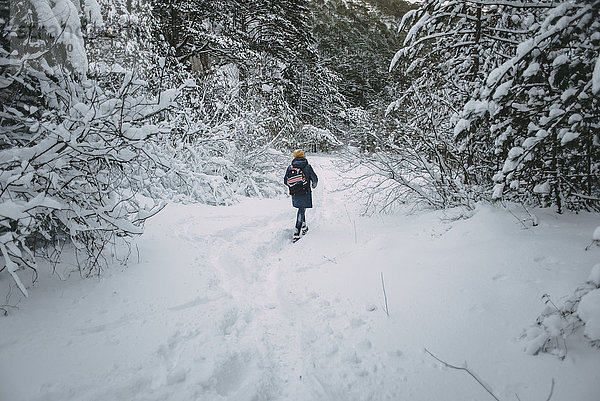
301;222;308;235
293;227;301;241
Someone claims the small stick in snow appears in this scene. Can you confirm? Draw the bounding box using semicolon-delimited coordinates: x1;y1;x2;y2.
344;204;358;244
381;272;389;317
344;204;352;225
424;348;500;401
502;201;531;230
545;378;555;401
323;256;337;264
1;284;20;316
520;204;539;226
516;378;555;401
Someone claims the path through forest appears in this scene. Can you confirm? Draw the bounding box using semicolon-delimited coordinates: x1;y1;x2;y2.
1;156;599;401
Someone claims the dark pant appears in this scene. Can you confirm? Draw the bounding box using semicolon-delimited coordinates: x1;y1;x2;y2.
296;208;306;230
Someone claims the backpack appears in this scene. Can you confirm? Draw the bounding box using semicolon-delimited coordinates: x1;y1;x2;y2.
286;165;309;195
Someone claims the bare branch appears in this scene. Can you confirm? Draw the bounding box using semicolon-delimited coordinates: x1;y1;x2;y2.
424;348;501;401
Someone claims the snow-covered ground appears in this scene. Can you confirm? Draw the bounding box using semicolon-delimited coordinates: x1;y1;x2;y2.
1;155;599;401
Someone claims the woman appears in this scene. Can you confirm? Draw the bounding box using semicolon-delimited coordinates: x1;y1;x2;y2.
284;149;318;241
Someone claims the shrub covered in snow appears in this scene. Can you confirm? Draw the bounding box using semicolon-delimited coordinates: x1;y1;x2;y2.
523;264;600;358
147;136;287;205
288;125;343;154
0;0;179;296
141;60;294;205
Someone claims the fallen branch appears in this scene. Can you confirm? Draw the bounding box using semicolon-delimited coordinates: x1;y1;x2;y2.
1;284;20;316
424;348;500;401
424;349;555;401
381;272;389;317
545;378;555;401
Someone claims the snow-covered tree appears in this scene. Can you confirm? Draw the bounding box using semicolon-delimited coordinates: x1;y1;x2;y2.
382;0;566;208
311;0;409;109
392;0;599;212
152;0;314;66
461;0;600;212
524;263;600;357
148;0;348;190
86;0;157;78
0;0;179;295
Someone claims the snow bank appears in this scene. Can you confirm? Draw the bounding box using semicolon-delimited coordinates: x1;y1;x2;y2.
593;226;600;241
578;289;600;341
589;264;600;286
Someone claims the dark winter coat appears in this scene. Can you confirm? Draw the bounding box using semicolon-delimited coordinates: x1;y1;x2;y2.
284;157;318;209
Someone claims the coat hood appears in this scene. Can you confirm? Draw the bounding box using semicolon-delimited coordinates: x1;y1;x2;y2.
292;157;308;169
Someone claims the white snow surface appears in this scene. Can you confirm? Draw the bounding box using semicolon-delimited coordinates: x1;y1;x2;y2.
589;264;600;285
523;62;540;78
1;156;599;401
593;225;600;241
577;289;600;341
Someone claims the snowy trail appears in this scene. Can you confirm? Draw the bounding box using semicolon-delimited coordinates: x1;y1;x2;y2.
2;156;600;401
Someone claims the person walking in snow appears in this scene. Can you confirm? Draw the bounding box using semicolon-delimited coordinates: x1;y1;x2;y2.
284;149;318;241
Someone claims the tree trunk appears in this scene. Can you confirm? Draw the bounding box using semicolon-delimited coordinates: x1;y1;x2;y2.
472;4;482;79
550;130;563;214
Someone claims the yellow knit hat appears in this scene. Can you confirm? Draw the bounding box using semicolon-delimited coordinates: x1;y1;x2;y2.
293;149;305;158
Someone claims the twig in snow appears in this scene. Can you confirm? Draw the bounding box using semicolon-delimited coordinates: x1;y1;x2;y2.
381;272;389;317
502;201;531;230
541;294;567;322
344;204;352;225
545;378;555;401
323;256;337;264
344;204;358;244
1;284;20;316
520;204;538;226
424;348;500;401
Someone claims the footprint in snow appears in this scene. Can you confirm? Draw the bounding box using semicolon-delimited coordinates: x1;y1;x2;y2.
211;353;252;396
219;308;240;336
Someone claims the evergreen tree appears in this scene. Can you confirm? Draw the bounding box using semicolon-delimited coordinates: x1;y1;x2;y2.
311;0;410;109
388;0;599;212
463;0;600;212
381;0;558;208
